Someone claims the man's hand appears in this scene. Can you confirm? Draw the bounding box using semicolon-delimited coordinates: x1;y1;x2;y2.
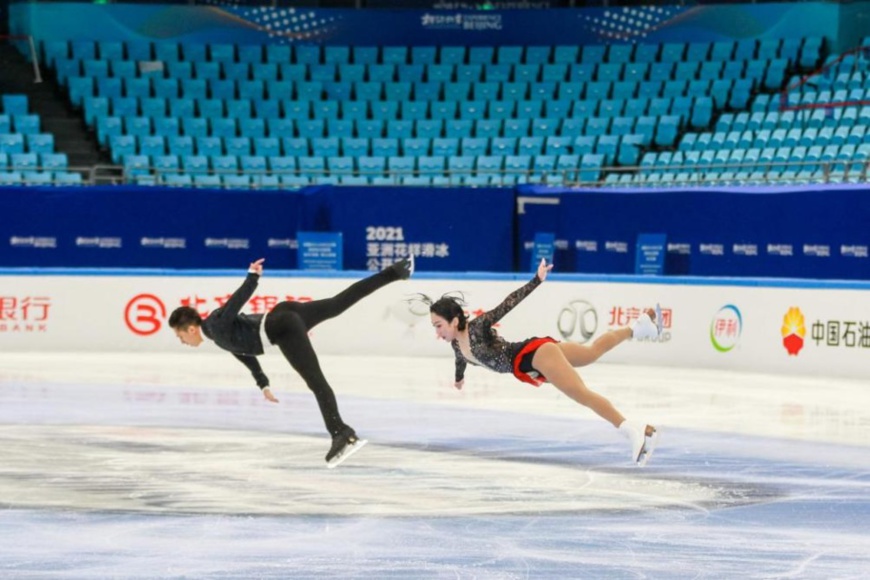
249;258;265;276
262;387;279;403
454;379;465;390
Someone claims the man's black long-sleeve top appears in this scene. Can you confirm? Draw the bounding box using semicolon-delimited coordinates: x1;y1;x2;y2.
201;273;270;390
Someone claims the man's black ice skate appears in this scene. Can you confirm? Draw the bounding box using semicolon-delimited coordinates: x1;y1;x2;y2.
325;426;368;469
391;254;415;280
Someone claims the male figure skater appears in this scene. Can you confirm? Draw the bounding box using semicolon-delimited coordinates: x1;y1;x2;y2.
168;256;414;468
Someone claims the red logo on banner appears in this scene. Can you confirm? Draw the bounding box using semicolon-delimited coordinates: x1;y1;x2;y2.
125;294;167;336
0;296;51;333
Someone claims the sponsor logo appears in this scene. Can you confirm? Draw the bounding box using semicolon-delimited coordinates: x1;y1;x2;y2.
205;238;250;250
76;237;122;249
841;245;868;258
699;244;724;256
421;12;463;29
604;241;628;253
141;237;186;249
0;296;51;333
575;240;598;252
781;307;806;356
803;244;830;257
732;244;757;256
667;243;691;255
422;11;503;30
125;294;167;336
809;318;870;349
434;0;551;8
710;305;742;353
557;300;598;344
609;305;672;343
10;236;57;248
267;238;298;249
767;244;793;257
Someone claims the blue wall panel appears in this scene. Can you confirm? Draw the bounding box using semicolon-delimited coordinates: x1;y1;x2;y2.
517;185;870;280
3;184;867;279
0;186;307;269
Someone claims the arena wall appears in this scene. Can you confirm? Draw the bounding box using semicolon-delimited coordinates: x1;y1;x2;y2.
1;270;867;379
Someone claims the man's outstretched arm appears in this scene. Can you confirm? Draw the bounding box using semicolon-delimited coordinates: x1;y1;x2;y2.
232;353;279;403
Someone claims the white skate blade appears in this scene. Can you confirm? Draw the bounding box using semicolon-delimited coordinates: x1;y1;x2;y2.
326;438;368;469
635;430;658;467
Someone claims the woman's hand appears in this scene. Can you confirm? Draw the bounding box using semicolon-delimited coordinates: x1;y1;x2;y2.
537;258;553;282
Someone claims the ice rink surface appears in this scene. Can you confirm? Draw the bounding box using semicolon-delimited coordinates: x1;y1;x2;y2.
1;352;869;579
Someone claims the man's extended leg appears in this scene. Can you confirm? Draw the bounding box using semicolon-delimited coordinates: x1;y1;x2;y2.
272;313;348;437
296;256;413;330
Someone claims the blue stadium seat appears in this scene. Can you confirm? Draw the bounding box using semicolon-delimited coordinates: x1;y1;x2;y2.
26;133;54;154
461;137;488;157
356;119;384;140
445;120;473;139
490;137;517;156
195;136;222;157
518;136;545;156
357;155;386;176
384;120;412;139
572;135;596;156
370;138;398;157
225;137;251;157
474;119;501;139
40;152;67;171
431;137;459;157
437;46;463;65
417;155;445;175
328;156;355;175
447;155;474;177
544;99;571;119
458;101;486;121
167;136;194;157
309;137;338;157
154;111;181;137
387;155;414;176
488;101;514;121
653;116;680;147
211;154;238;172
266;156;294;174
545;136;572;155
338;137;366;157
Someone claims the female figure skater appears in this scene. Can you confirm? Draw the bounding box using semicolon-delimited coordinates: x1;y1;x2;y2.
169;256;414;468
426;258;660;466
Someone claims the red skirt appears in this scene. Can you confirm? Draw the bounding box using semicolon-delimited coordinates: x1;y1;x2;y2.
512;337;558;387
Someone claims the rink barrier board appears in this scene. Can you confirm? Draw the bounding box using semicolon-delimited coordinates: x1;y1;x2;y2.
0;270;867;379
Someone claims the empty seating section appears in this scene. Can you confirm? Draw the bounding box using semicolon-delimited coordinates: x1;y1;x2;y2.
632;36;870;187
0;95;81;186
42;37;841;187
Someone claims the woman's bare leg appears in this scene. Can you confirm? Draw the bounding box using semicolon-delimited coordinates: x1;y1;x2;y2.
558;307;656;367
531;342;625;428
558;327;632;367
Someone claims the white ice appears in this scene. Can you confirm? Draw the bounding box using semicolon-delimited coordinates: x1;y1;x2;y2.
1;352;869;579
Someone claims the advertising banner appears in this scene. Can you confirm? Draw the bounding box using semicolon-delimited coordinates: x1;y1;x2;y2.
1;272;867;380
324;186;515;272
